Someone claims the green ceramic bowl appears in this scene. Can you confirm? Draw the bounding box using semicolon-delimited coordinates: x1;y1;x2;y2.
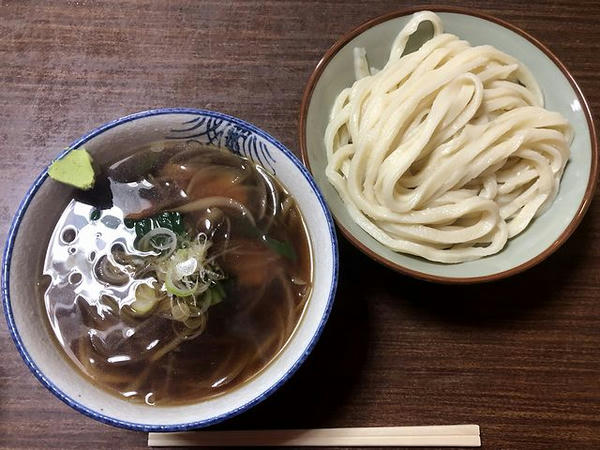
299;6;598;283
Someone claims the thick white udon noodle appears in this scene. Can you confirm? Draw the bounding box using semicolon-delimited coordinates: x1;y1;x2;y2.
325;11;572;263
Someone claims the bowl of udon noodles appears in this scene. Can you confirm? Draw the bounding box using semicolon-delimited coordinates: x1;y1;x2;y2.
299;7;598;283
2;108;338;430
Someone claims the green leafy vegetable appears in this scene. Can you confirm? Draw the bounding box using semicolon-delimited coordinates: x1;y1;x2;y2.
261;234;296;261
127;211;186;241
134;218;153;239
242;224;296;261
156;211;185;235
90;209;101;221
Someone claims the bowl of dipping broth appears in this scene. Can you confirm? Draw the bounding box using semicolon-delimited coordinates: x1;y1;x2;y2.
2;108;338;431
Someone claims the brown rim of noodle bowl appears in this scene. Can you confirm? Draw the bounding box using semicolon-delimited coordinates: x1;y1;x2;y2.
298;5;599;284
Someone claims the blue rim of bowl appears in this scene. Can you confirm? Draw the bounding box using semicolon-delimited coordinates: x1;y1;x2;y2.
1;108;339;432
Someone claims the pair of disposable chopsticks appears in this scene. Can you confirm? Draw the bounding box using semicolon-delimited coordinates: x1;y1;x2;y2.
148;424;481;447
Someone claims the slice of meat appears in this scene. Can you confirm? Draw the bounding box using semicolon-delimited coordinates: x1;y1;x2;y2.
221;239;280;287
186;168;248;205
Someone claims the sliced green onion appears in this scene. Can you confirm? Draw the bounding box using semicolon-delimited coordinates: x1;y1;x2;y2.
129;283;162;317
164;271;199;297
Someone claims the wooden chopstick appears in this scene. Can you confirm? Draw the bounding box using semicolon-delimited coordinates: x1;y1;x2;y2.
148;424;481;447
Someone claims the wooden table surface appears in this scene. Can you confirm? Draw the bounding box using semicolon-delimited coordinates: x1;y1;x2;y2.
1;1;599;449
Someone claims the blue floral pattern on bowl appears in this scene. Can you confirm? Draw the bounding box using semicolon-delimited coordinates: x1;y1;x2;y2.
166;116;276;174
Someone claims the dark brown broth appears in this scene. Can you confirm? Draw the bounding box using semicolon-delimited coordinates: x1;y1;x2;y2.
43;141;312;406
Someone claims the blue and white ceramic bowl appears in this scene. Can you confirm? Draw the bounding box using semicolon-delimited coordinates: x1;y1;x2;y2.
2;109;338;431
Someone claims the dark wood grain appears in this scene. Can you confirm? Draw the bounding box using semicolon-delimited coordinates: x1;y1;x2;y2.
1;1;599;449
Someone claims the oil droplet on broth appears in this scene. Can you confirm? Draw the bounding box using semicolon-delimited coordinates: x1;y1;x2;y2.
61;227;77;244
69;272;82;284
